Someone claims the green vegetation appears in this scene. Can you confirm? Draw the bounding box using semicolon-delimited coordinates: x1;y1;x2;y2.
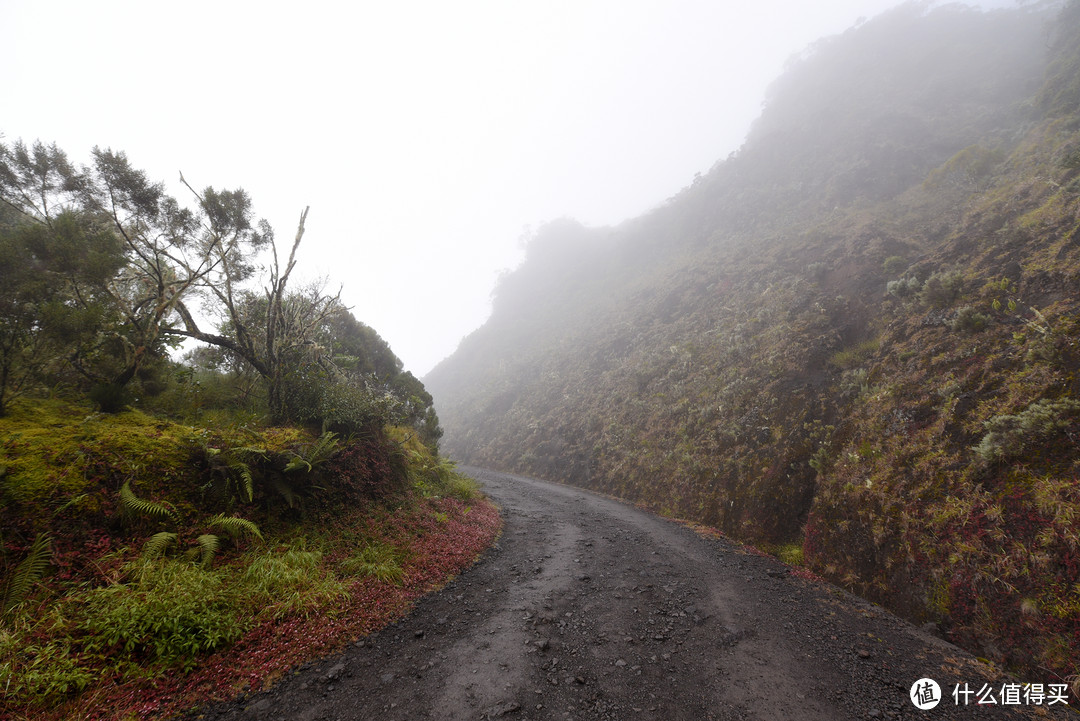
426;0;1080;697
340;543;407;586
78;558;249;669
0;138;443;446
973;398;1080;464
0;400;495;718
0;141;495;717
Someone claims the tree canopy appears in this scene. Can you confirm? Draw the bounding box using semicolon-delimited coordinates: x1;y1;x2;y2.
0;139;442;444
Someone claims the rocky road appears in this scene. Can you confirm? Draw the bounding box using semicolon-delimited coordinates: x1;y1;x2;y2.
188;468;1073;721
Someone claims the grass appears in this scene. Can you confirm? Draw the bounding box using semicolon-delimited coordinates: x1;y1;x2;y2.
2;493;501;720
340;543;406;585
0;399;502;720
241;546;350;619
773;542;805;567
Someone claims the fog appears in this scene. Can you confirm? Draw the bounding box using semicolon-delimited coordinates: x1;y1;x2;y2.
3;0;959;375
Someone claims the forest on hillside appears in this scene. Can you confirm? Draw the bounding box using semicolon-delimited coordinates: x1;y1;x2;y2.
0;142;493;718
425;0;1080;694
0;145;440;438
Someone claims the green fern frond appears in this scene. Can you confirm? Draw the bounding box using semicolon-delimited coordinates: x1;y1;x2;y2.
207;515;263;541
284;455;312;474
308;431;340;465
270;476;300;508
223;461;255;502
56;494;89;514
231;446;268;460
193;534;220;568
119;481;179;526
143;532;178;559
284;432;339;474
2;533;52;615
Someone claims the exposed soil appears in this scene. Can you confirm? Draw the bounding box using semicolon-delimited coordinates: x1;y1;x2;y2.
184;469;1073;721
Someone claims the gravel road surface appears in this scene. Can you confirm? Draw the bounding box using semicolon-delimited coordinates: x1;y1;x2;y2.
186;468;1072;721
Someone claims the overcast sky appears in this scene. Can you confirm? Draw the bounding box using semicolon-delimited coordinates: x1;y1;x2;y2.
4;0;934;376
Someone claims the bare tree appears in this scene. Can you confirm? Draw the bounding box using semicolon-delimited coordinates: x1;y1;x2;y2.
171;202;346;423
0;139;344;420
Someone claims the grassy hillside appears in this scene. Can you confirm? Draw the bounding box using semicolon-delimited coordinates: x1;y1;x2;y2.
425;1;1080;693
0;399;498;719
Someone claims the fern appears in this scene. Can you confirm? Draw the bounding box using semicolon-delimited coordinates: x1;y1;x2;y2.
284;431;340;474
269;475;301;508
308;431;340;466
56;493;89;514
276;432;341;506
185;534;221;569
231;445;269;457
2;533;52;615
200;443;266;505
143;532;178;559
119;481;179;527
207;515;263;541
227;461;255;502
283;456;311;474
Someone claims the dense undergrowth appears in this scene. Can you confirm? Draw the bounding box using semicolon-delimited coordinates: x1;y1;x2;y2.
425;1;1080;697
0;399;500;720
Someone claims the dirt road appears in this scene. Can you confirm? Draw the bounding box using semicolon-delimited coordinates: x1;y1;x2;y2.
187;469;1072;720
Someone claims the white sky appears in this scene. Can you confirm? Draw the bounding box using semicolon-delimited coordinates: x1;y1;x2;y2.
3;0;920;376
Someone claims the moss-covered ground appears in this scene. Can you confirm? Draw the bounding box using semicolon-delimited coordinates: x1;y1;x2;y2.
0;400;501;720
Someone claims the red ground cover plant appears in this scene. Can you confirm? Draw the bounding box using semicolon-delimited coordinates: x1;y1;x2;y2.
16;495;501;721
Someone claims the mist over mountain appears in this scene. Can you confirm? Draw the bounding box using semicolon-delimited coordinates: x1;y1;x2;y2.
425;0;1080;690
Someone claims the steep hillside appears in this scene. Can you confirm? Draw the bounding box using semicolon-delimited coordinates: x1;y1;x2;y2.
426;1;1080;691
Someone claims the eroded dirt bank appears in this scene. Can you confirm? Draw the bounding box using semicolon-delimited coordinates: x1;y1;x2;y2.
186;469;1071;720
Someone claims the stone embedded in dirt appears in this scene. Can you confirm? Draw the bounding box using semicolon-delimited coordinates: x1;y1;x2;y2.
857;648;872;659
244;698;271;714
414;629;425;638
491;701;521;716
322;662;346;683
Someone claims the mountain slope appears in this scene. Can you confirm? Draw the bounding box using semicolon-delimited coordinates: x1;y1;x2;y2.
425;1;1080;690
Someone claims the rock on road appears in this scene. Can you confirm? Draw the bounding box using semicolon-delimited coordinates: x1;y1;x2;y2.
191;469;1072;721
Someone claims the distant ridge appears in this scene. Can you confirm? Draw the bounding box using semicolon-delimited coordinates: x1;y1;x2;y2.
426;1;1080;694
